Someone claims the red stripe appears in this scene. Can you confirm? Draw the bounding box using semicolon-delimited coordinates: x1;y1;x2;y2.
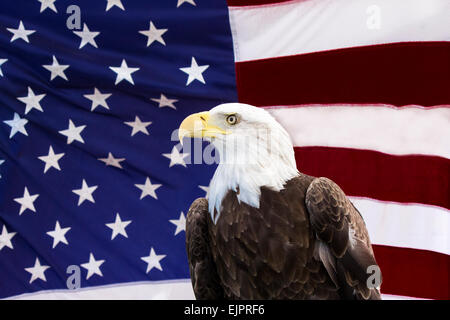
294;146;450;210
236;42;450;107
373;245;449;300
227;0;293;6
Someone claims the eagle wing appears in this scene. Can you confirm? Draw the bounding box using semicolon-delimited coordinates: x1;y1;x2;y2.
305;177;382;299
185;198;224;299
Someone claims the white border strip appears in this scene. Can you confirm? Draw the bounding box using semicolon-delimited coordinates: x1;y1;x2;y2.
7;279;195;300
229;0;450;62
381;293;428;300
7;278;423;300
267;105;450;159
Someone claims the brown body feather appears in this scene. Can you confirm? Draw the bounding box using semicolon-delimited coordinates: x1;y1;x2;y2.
186;173;382;300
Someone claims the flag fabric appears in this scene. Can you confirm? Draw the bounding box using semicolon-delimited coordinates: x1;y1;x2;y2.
0;0;235;299
0;0;449;300
228;0;450;300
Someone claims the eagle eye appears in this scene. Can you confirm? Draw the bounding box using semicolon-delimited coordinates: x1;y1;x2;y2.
226;114;238;125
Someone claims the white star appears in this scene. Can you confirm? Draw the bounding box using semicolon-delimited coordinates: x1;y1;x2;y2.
38;0;57;13
109;59;139;85
124;116;151;136
198;185;209;198
83;87;111;111
169;212;186;236
17;87;46;115
98;152;125;169
179;57;209;85
43;55;69;81
59;119;86;144
0;59;7;77
135;177;161;200
73;23;100;49
7;21;36;43
177;0;196;8
46;221;71;248
151;94;178;110
106;213;132;240
163;146;189;167
81;253;105;280
14;187;39;215
0;225;17;251
25;258;50;283
4;113;28;138
38;146;64;173
139;21;167;47
106;0;124;11
141;247;166;273
72;179;98;206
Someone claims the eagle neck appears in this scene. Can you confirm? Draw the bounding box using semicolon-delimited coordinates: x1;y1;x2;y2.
208;150;299;224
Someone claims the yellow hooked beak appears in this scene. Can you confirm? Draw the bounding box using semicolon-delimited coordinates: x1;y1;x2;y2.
178;111;228;143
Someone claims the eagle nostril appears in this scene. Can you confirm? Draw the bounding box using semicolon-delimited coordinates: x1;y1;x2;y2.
200;116;206;122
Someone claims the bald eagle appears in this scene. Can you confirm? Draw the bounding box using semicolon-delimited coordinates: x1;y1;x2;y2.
178;103;382;300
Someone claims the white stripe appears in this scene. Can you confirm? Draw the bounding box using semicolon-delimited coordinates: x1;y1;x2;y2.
6;279;425;300
228;0;450;62
350;197;450;256
381;293;428;300
7;279;195;300
267;105;450;159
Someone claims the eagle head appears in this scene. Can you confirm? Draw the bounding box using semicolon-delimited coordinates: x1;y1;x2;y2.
178;103;299;223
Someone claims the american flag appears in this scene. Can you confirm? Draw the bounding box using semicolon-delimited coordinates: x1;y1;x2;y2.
0;0;448;300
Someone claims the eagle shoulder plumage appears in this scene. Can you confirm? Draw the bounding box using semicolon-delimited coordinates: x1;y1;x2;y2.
180;103;382;300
